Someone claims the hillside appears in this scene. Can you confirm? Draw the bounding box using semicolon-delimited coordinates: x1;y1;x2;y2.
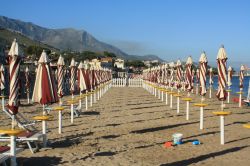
0;15;163;61
0;28;59;53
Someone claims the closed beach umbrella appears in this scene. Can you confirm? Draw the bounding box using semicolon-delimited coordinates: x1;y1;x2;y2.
176;60;182;90
7;39;22;115
57;55;65;105
78;62;87;93
25;66;30;103
0;64;5;95
32;50;58;107
216;45;228;105
239;65;244;89
169;62;175;88
227;66;233;88
199;52;208;97
70;58;77;97
185;56;193;94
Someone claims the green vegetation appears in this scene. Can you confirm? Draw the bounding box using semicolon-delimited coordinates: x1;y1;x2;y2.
125;60;146;68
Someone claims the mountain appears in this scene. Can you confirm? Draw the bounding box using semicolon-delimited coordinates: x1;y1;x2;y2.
0;15;163;61
0;28;59;53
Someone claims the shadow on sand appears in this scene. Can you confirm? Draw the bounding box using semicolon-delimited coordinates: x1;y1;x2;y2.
18;156;63;166
130;121;198;134
160;146;249;166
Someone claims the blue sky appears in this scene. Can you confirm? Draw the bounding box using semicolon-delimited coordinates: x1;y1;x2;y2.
0;0;250;68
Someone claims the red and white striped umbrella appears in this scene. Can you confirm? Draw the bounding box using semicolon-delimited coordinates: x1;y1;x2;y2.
199;52;208;96
57;55;65;98
0;65;5;94
185;56;193;92
7;39;22;115
78;62;87;93
70;58;77;94
83;63;91;91
239;65;244;89
209;68;214;86
25;67;30;94
169;62;175;87
227;66;232;87
196;69;200;85
176;60;182;89
216;45;228;101
32;50;58;105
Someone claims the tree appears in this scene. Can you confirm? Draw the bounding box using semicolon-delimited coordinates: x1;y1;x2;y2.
103;51;116;58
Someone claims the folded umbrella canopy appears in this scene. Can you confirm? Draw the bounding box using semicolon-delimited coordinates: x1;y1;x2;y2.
70;58;77;97
32;50;58;106
227;66;232;88
57;55;65;105
176;60;182;89
7;39;22;115
216;45;228;102
239;65;244;89
78;62;87;93
199;52;208;97
185;56;193;94
0;64;5;95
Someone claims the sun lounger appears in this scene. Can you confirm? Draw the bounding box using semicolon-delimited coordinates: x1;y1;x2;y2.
1;109;45;153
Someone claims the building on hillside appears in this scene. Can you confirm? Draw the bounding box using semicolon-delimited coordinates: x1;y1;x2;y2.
100;57;113;69
100;57;113;63
114;58;124;69
143;60;159;67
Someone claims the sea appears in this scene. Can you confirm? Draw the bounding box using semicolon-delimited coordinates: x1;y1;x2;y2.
206;76;250;97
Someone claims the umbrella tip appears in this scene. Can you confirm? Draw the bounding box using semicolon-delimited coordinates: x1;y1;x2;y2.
14;38;17;42
221;44;224;48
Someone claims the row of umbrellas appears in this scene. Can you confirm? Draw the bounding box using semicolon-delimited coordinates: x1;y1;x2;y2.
142;45;246;108
1;39;112;118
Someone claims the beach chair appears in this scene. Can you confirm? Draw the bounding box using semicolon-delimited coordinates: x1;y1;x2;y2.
1;109;44;153
0;129;24;166
0;153;9;166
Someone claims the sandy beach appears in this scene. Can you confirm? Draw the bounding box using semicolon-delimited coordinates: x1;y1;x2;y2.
0;87;248;165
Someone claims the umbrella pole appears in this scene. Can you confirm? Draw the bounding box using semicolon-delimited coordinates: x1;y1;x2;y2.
170;88;173;109
221;101;224;111
11;115;15;129
1;96;4;111
196;84;198;95
161;90;164;101
220;115;225;145
10;135;17;166
165;92;168;105
186;100;189;120
209;85;212;98
94;89;96;103
227;90;230;103
71;102;74;124
90;89;93;107
239;88;242;107
27;92;30;104
177;89;180;114
85;92;88;110
59;98;62;106
79;93;82;110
